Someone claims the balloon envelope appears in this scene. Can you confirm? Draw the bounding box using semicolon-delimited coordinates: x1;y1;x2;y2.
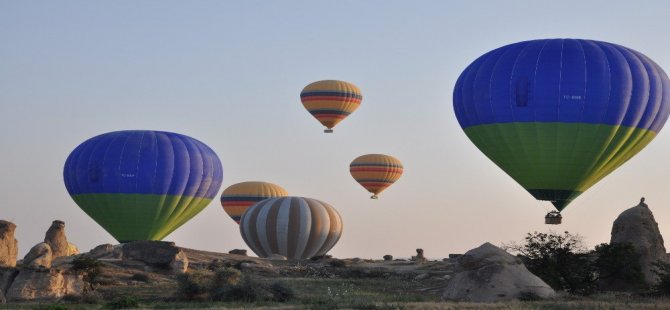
350;154;404;198
453;38;670;210
220;181;288;224
300;80;362;132
239;196;343;260
63;130;223;242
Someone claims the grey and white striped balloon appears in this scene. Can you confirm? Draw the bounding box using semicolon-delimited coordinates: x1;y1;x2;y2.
239;196;343;260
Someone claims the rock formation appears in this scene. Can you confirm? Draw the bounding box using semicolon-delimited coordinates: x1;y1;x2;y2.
0;221;18;268
44;220;69;258
4;269;84;302
411;248;426;262
122;241;188;273
383;255;393;261
0;268;19;304
23;243;52;269
610;197;666;286
87;244;122;259
267;254;287;261
67;243;79;256
443;243;555;302
228;249;247;256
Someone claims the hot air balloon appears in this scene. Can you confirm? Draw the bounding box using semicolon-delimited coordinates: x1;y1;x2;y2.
220;181;288;224
239;196;343;260
63;130;224;242
300;80;362;133
453;39;670;224
350;154;404;199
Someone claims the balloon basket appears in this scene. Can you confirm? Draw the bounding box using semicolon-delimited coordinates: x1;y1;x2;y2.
324;129;334;133
544;211;562;225
370;195;378;199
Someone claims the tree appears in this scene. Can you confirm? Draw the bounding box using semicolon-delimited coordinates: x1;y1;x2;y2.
652;260;670;295
593;242;646;291
505;231;597;295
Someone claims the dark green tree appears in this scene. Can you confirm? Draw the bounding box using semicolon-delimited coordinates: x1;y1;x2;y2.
593;242;646;291
652;260;670;295
505;231;597;295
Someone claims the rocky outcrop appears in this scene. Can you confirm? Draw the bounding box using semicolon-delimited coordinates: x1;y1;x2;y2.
0;221;18;268
67;243;79;256
0;268;19;304
610;198;666;286
443;243;555;302
122;241;188;273
411;248;426;262
267;254;287;261
228;249;247;256
44;220;69;258
5;269;84;302
87;244;123;259
23;243;52;269
383;255;393;261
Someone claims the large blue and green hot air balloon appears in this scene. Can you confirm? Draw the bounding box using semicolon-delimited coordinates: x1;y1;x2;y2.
63;130;223;242
454;39;670;218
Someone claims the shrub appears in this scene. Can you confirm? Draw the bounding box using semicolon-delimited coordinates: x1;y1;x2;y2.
211;267;242;287
71;256;102;290
33;303;69;310
594;242;646;290
269;281;295;302
130;273;151;283
71;256;102;271
105;296;139;309
652;260;670;295
328;259;347;268
208;259;234;271
517;291;542;301
176;270;211;300
211;275;264;302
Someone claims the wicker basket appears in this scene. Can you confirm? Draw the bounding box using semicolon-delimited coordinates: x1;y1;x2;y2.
545;212;562;225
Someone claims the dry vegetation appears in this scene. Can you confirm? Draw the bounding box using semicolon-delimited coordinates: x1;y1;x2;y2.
5;247;670;309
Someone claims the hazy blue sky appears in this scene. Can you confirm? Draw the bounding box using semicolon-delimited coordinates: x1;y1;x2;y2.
2;1;670;258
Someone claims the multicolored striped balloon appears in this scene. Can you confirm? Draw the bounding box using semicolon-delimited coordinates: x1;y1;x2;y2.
220;181;288;224
350;154;404;199
300;80;362;133
454;38;670;211
63;130;223;242
239;197;343;260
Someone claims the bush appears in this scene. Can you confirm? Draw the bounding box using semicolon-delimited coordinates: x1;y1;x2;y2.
269;281;295;302
71;256;102;290
71;256;102;271
211;267;242;287
211;275;264;302
33;303;69;310
652;260;670;295
594;242;646;290
176;270;211;300
130;273;151;283
517;291;542;301
328;259;347;268
506;231;597;295
105;296;139;309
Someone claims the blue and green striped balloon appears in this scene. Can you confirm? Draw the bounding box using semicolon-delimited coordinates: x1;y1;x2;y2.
63;130;223;242
454;39;670;211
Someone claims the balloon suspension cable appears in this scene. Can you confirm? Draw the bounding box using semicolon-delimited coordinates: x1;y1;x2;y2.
324;128;334;133
370;195;378;199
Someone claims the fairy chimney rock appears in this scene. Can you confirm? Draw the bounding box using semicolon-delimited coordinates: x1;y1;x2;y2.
610;197;666;285
0;220;18;268
44;221;68;259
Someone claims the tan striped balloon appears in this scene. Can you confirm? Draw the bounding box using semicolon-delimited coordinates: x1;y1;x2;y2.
239;196;343;260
